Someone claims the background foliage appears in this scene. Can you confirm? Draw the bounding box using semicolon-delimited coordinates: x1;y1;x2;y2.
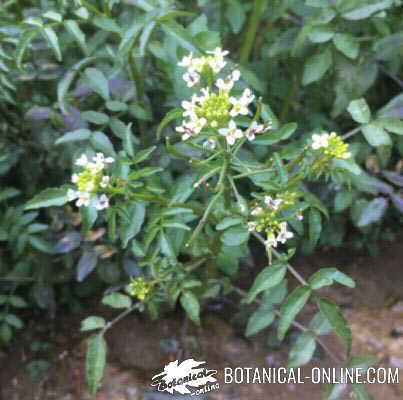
1;0;403;397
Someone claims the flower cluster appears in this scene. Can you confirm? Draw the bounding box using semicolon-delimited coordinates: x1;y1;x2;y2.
248;193;301;250
311;132;351;159
126;276;152;301
176;48;271;148
67;153;113;210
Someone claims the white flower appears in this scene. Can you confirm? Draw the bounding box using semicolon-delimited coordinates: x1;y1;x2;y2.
94;194;109;210
178;53;193;68
265;233;278;249
191;117;207;134
190;57;206;73
264;196;282;210
216;70;240;93
203;138;216;150
218;120;243;145
76;191;91;207
277;222;294;244
206;47;229;58
182;96;199;119
183;71;200;87
206;48;229;74
75;154;89;167
247;221;257;232
297;213;303;221
100;175;110;188
71;174;79;183
67;188;78;201
245;121;266;141
209;57;226;74
229;89;254;117
251;207;263;216
311;133;329;150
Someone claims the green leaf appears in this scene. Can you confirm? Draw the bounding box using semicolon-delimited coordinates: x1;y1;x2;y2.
55;129;91;145
316;296;352;354
129;167;162;180
81;316;106;331
308;208;322;250
102;293;132;309
216;217;244;231
220;225;249;246
90;131;115;156
156;108;183;140
278;286;311;340
76;250;98;282
334;190;353;212
83;111;109;125
308;26;334;43
348;354;378;370
25;187;68;210
58;56;111;114
333;33;359;59
43;11;62;22
351;384;373;400
378;117;403;135
362;123;392;147
309;312;332;335
357;197;388;227
226;0;245;34
245;308;275;337
347;98;371;124
342;1;392;20
131;146;156;164
289;331;316;367
253;123;297;145
16;30;38;69
86;334;107;395
332;159;361;175
84;68;110;100
106;101;128;112
180;291;200;325
42;27;62;61
5;314;23;329
246;263;287;304
93;16;122;34
65;20;88;55
308;268;355;290
159;230;176;258
302;47;332;86
120;202;146;248
161;20;201;53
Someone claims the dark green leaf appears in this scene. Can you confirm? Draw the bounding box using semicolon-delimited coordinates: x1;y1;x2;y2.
278;286;311;340
316;296;352;354
86;334;107;395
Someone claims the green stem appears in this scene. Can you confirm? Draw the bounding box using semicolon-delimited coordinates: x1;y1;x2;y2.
251;231;308;286
186;187;224;247
81;0;104;16
102;303;140;334
342;126;361;140
239;0;267;65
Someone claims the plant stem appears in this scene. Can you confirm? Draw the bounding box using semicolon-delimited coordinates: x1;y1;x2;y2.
186;187;224;247
239;0;267;65
233;286;342;365
342;126;361;140
102;303;140;334
251;231;308;286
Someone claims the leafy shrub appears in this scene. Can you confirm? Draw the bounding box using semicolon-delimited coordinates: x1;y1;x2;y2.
1;1;403;398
